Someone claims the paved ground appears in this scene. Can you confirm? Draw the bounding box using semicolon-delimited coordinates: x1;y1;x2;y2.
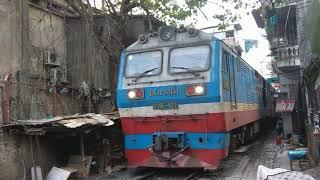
89;130;318;180
201;131;318;180
202;132;294;180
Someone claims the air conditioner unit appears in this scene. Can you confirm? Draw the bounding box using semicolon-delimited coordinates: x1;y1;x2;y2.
42;50;61;67
49;68;58;83
59;67;68;83
49;68;67;83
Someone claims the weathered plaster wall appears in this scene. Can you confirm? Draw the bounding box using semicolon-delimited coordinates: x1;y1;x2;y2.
28;4;73;118
0;0;31;121
28;5;66;74
65;17;115;90
0;132;66;180
0;0;20;75
29;90;80;119
0;133;27;180
0;2;76;178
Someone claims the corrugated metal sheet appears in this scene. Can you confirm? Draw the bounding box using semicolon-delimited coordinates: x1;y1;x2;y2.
11;113;119;128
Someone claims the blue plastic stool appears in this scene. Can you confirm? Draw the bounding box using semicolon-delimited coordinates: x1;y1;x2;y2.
288;149;310;170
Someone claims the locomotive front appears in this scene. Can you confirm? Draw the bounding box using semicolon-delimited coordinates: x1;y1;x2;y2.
117;26;228;169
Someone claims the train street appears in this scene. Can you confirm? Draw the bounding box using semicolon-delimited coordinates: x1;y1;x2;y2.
89;130;319;180
1;0;320;180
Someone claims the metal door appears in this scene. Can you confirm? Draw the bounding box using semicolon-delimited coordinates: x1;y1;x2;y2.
228;56;237;109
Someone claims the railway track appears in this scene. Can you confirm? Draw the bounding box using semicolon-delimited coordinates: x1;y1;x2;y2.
120;139;259;180
132;169;202;180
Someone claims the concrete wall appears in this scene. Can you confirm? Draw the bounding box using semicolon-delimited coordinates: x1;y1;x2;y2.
0;0;20;75
0;133;26;180
65;17;115;90
0;0;120;119
0;132;66;180
65;15;163;93
29;89;80;119
27;3;73;118
0;0;31;121
28;5;66;74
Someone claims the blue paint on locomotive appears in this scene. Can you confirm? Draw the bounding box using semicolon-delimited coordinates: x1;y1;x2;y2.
219;44;263;106
117;39;269;108
124;132;230;150
210;40;220;83
117;40;223;108
116;51;126;90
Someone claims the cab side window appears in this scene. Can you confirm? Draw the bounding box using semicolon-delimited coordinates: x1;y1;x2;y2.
222;50;229;72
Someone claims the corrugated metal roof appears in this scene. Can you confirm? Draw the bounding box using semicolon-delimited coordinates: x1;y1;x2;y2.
11;113;119;129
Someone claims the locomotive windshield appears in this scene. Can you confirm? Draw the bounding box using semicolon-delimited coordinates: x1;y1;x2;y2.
125;50;162;77
169;45;210;73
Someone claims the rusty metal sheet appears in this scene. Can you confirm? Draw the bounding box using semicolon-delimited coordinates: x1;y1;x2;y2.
12;113;116;128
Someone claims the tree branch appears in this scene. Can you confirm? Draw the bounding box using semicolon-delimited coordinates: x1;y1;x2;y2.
120;0;131;15
106;0;117;14
139;4;152;32
65;0;82;15
197;4;208;21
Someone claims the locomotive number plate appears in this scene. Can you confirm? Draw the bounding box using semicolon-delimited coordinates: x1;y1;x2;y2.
152;102;179;110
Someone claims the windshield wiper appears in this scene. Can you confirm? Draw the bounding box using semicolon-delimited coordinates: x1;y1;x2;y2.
133;67;159;82
170;66;199;77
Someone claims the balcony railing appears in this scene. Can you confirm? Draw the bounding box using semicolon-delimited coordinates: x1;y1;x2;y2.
272;45;301;72
276;57;300;67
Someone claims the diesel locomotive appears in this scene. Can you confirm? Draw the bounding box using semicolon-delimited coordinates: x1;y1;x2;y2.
116;26;275;169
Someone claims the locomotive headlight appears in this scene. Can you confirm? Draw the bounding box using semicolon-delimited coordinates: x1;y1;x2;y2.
186;84;205;96
128;90;136;99
195;85;204;94
127;89;144;100
159;26;175;41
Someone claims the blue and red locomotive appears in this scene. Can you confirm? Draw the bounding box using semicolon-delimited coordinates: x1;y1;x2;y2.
116;26;274;169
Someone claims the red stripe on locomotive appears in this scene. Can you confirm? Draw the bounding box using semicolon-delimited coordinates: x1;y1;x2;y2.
121;110;260;134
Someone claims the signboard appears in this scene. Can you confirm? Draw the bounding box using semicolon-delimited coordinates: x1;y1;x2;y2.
267;77;280;84
275;99;295;112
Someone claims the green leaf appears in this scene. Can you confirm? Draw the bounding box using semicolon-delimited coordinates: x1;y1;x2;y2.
305;0;320;56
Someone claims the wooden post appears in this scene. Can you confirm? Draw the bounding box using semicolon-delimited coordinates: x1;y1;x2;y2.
29;136;38;180
52;84;56;116
35;135;43;178
80;135;86;178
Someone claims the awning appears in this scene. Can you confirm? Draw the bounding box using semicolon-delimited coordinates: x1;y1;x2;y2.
13;113;117;128
1;112;119;135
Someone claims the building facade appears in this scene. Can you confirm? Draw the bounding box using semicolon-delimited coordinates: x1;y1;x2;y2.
213;24;243;56
254;0;304;138
253;0;320;163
